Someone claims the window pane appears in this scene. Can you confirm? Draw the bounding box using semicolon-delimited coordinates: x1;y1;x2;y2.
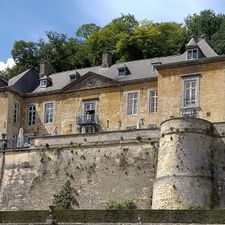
183;79;198;107
149;90;157;113
44;103;54;123
127;92;138;115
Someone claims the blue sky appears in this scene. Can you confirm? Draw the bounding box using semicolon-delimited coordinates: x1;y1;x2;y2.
0;0;225;68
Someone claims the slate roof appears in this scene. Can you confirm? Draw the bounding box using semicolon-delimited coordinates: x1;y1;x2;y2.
7;69;40;94
2;38;220;95
197;38;217;57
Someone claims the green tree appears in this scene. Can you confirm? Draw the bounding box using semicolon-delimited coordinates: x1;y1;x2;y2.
53;180;78;210
85;14;138;64
11;40;39;69
76;23;100;39
211;20;225;54
185;9;225;41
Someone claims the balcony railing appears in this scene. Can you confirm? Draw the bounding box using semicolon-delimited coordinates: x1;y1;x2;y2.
76;114;99;125
181;107;200;118
0;137;34;150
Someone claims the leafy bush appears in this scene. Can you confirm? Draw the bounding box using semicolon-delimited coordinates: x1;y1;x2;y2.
105;199;137;210
53;180;78;210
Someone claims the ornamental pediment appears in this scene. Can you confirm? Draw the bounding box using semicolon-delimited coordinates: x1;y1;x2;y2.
63;71;120;91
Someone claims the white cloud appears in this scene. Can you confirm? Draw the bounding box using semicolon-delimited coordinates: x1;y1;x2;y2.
0;58;15;71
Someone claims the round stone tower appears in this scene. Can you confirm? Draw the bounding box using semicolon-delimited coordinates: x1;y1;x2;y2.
152;118;213;209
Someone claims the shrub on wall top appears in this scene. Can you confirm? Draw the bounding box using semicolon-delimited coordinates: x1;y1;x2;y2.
105;199;137;210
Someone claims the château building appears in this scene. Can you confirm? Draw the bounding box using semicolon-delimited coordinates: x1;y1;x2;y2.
1;38;225;211
0;37;224;147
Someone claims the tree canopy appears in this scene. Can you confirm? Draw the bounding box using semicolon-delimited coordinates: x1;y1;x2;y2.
3;10;225;79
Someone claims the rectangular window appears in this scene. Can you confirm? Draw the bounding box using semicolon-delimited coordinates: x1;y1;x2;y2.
27;104;36;126
13;102;19;124
127;92;138;115
40;79;47;88
183;76;199;108
44;102;54;124
149;89;158;113
187;49;198;60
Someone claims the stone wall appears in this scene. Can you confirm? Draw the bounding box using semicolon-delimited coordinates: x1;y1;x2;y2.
212;122;225;208
7;92;24;139
34;128;159;147
0;92;9;135
2;118;225;211
152;118;213;209
0;129;159;210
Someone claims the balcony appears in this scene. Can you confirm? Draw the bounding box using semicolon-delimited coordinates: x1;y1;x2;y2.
76;114;99;126
181;107;200;118
0;137;34;150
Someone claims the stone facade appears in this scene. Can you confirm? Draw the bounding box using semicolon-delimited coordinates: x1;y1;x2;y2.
22;81;158;137
158;61;225;123
1;59;225;141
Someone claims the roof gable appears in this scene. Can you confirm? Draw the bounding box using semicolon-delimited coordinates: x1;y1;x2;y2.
63;71;120;91
186;38;198;49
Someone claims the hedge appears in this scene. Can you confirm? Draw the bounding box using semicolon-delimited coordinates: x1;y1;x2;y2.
0;210;48;223
53;209;225;223
0;209;225;224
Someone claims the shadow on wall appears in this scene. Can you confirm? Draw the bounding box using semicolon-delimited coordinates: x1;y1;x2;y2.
212;124;225;209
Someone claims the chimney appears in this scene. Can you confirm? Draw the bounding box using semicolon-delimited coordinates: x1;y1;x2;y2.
101;53;113;68
40;63;49;77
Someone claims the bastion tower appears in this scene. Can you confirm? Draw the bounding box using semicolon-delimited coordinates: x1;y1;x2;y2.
152;118;213;209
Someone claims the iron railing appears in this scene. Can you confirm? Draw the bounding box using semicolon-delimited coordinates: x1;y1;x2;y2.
0;137;34;150
76;114;99;125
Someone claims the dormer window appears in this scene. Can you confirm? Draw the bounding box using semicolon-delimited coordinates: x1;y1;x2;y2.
40;79;47;88
118;66;129;77
151;62;161;72
187;49;198;60
69;72;80;81
40;75;52;88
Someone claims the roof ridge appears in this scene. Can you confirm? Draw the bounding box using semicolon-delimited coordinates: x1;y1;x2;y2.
50;54;183;77
117;54;182;64
50;65;101;77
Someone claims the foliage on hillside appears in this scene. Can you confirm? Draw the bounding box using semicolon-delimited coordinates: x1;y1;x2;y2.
3;10;225;79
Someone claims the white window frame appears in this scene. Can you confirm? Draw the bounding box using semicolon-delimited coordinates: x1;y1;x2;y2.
43;102;54;124
40;79;47;88
149;88;158;113
187;48;199;60
182;76;200;108
13;101;20;124
126;91;139;116
27;104;36;126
